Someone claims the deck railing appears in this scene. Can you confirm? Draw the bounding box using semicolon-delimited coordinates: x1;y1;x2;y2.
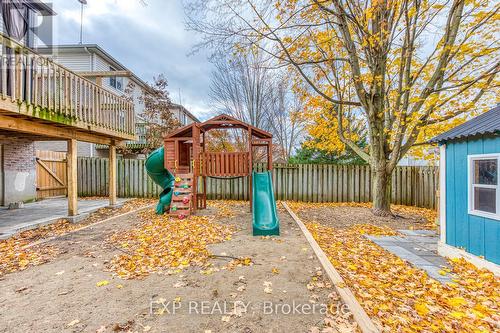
0;33;135;139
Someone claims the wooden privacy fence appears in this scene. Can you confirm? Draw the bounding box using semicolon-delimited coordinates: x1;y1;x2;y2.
77;158;439;209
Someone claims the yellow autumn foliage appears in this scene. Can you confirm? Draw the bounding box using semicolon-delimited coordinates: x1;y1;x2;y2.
290;203;499;332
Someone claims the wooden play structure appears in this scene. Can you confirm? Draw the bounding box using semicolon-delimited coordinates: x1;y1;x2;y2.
163;114;274;212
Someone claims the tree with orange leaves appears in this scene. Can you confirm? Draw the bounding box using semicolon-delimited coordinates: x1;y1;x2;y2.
186;0;499;215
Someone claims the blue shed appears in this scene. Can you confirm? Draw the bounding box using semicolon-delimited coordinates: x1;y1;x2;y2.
431;106;500;272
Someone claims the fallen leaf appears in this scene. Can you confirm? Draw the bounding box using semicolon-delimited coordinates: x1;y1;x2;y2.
67;319;80;327
415;302;429;316
96;280;109;287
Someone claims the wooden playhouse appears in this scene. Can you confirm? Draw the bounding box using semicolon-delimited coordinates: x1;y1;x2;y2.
163;114;274;213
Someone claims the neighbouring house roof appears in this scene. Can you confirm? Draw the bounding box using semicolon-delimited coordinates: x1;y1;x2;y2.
36;44;151;91
430;106;500;143
170;103;201;123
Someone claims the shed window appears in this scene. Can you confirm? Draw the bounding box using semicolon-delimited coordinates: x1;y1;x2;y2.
468;154;500;220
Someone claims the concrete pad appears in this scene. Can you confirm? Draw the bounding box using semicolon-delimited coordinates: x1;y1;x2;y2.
406;236;439;243
0;197;127;239
397;243;433;256
66;213;90;224
365;230;454;284
399;229;437;236
382;245;435;266
419;265;453;283
420;255;450;267
416;242;439;252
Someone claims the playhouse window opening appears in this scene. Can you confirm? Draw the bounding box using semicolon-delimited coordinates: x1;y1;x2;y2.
469;154;499;219
204;128;248;153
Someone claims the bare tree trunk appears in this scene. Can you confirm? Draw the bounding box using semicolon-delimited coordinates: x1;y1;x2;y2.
371;163;392;217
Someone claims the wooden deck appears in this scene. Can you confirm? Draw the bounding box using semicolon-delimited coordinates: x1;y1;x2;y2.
0;33;135;144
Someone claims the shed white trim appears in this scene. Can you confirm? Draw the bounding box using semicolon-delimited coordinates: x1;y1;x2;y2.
439;144;446;243
438;242;500;277
467;153;500;221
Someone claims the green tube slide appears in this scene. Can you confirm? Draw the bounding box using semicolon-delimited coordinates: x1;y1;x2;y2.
145;147;175;215
252;171;280;236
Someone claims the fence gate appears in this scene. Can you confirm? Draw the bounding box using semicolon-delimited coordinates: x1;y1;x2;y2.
36;150;68;199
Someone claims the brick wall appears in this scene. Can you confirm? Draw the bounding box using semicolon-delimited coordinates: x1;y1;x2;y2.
0;134;37;205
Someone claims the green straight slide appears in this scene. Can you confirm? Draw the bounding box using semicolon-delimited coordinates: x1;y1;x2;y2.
145;147;175;215
252;171;280;236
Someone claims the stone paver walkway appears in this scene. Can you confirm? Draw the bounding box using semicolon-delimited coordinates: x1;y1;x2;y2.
365;230;453;283
0;198;126;239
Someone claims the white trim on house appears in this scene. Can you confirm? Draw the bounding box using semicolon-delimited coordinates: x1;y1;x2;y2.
439;144;446;243
467;153;500;221
438;242;500;277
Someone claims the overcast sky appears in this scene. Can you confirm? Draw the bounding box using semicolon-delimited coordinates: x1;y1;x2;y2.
48;0;214;120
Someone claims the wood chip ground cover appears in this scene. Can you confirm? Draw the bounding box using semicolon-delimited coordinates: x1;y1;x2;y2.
0;198;155;276
290;202;499;332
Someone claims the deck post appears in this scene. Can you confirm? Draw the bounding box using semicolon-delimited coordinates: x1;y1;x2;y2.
67;138;78;216
109;144;117;207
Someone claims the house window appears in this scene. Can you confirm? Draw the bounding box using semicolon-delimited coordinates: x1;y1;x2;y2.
468;154;500;220
109;66;123;91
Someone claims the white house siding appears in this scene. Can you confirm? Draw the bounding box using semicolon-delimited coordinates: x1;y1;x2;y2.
132;84;145;115
46;52;92;72
35;141;94;157
93;54;127;95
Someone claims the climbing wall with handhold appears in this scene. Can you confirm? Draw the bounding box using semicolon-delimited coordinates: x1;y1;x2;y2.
170;174;193;219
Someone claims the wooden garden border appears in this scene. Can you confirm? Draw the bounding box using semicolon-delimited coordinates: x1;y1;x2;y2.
282;202;380;333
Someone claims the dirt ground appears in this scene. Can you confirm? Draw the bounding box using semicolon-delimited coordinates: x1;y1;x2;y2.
0;202;355;333
300;206;431;230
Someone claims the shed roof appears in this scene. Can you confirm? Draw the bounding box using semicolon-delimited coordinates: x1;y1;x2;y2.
430;106;500;143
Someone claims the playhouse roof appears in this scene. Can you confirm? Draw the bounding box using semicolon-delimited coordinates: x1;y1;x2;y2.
430;105;500;143
164;114;273;140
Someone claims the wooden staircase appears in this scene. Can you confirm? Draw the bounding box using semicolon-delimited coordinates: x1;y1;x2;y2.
170;174;193;218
